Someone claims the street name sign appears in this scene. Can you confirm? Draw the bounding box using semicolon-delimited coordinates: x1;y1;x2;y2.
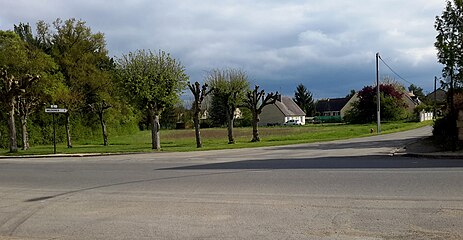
45;108;68;113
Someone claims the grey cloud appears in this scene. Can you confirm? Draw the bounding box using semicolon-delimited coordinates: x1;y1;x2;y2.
0;0;445;98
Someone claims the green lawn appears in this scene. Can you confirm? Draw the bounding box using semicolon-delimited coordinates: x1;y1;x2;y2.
1;121;432;156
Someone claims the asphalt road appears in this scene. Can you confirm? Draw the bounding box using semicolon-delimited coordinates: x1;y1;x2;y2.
1;126;463;239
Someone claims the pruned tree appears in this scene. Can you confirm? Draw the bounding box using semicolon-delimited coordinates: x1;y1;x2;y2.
117;49;188;150
0;69;39;152
17;77;41;150
208;69;249;144
0;30;45;152
0;31;26;153
243;85;280;142
188;81;213;148
1;69;21;153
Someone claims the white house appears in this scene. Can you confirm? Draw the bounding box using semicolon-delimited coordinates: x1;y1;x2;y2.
259;96;306;126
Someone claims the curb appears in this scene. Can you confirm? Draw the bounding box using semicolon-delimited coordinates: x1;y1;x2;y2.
402;152;463;159
0;152;149;159
397;137;463;159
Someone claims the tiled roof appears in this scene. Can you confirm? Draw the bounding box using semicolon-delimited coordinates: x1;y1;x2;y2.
425;89;446;103
275;96;306;116
315;97;350;113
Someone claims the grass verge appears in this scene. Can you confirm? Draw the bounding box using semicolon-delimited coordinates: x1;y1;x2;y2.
1;121;432;156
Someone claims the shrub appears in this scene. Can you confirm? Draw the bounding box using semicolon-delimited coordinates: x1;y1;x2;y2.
345;84;407;124
433;115;460;150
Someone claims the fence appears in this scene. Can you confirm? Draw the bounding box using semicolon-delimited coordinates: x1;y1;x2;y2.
419;111;433;122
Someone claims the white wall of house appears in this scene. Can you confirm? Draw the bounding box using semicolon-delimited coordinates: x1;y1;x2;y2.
284;116;306;125
260;105;306;126
233;108;242;119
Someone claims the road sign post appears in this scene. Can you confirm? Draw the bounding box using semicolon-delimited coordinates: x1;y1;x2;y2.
53;113;56;154
45;105;68;154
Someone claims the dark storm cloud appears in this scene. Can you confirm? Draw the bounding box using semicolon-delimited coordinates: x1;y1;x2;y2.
0;0;445;98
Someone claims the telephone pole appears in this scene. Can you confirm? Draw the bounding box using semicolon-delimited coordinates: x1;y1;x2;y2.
434;76;437;119
376;52;381;134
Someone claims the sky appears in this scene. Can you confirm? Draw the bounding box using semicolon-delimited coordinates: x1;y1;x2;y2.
0;0;446;99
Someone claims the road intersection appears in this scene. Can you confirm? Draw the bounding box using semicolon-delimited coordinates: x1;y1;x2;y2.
1;126;462;239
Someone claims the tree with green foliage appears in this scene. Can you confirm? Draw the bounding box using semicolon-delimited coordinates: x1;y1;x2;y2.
87;56;117;146
0;69;37;153
243;85;280;142
38;18;113;148
293;84;315;116
408;84;425;100
0;31;27;153
189;81;213;148
117;49;188;150
208;92;227;126
0;30;46;152
208;69;249;144
346;89;356;99
435;0;463;150
89;100;111;146
13;23;57;150
345;84;407;124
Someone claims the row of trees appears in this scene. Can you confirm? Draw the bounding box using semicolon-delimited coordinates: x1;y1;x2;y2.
193;69;281;146
0;19;141;153
6;8;451;153
1;18;287;152
114;0;463;149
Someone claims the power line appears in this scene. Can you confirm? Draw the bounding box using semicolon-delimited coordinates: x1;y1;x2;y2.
378;55;415;86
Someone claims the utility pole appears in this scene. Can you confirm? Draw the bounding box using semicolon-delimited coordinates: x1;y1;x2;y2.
376;52;381;134
434;76;437;119
450;68;456;151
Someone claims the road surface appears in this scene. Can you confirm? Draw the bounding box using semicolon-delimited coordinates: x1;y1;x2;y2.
0;126;462;239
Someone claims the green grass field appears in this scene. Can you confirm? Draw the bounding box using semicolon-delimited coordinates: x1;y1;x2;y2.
1;121;432;156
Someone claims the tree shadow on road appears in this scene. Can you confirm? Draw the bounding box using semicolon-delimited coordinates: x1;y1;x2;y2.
268;138;418;151
24;155;462;203
159;155;463;170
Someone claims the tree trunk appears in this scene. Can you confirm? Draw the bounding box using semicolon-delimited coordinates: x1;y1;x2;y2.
99;111;108;146
226;108;235;144
65;112;72;148
7;101;18;153
193;110;202;148
149;108;161;150
20;115;30;150
251;111;260;142
18;98;31;150
153;114;161;150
